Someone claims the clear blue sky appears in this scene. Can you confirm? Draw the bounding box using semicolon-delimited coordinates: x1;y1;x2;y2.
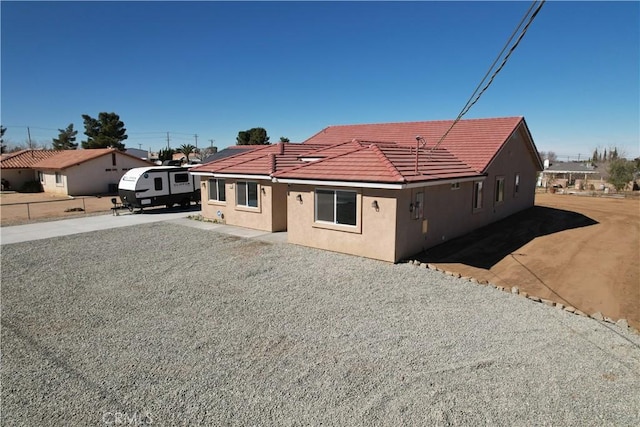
2;1;639;159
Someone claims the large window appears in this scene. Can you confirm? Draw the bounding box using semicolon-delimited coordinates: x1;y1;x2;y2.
315;189;357;226
208;179;226;202
175;173;189;183
473;181;483;211
236;181;258;207
495;177;505;204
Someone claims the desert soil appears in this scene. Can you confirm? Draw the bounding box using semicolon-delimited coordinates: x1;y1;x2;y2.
0;192;117;226
421;193;639;329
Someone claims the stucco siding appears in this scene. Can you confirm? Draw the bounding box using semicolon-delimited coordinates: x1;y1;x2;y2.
287;185;398;262
201;179;283;232
1;169;37;191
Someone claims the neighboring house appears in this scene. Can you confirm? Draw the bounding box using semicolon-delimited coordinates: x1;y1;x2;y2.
125;148;152;160
539;162;602;190
190;116;542;262
0;149;58;190
200;145;260;164
31;148;153;196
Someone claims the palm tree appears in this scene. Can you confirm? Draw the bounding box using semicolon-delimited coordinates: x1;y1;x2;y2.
179;144;196;163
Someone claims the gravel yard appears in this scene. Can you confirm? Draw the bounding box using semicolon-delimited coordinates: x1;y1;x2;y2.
2;222;639;426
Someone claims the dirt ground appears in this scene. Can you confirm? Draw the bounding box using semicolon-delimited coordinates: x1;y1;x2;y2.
2;191;638;329
0;192;117;226
419;193;639;330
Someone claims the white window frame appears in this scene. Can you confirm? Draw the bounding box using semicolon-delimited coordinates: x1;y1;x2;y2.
208;178;226;202
451;182;460;190
236;181;258;208
314;188;357;226
55;172;63;186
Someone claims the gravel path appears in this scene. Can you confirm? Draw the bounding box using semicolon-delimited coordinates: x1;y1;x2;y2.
2;222;639;426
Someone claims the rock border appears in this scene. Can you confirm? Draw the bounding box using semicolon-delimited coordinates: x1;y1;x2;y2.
406;260;638;335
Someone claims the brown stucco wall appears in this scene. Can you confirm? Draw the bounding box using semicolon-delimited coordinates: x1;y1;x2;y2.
286;185;398;262
201;178;286;232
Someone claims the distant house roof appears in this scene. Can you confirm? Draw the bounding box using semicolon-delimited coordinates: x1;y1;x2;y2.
542;162;600;174
201;145;262;164
32;148;152;170
190;117;540;187
0;149;58;169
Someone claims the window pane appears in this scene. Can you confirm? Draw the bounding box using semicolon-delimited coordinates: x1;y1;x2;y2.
175;173;189;183
248;182;258;207
237;182;247;206
316;190;334;222
218;179;226;201
336;191;356;225
154;177;163;191
208;179;217;200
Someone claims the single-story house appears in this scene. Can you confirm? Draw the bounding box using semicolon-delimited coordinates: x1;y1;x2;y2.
32;148;153;196
0;149;59;191
538;162;603;190
190;116;542;262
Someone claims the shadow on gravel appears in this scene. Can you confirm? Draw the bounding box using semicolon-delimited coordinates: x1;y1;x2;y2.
415;206;599;269
132;204;202;215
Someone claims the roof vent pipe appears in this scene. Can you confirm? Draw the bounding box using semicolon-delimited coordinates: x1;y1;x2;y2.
269;153;276;174
279;142;285;155
415;136;426;174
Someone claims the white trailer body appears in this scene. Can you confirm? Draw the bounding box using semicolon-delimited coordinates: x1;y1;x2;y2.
118;166;201;209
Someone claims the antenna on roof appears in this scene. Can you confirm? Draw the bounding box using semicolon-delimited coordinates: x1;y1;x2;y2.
415;136;426;174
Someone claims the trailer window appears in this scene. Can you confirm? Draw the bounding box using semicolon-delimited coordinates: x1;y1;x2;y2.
154;177;163;191
175;173;189;183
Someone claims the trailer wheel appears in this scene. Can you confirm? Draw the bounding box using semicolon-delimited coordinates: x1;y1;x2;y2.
180;198;190;208
128;205;134;212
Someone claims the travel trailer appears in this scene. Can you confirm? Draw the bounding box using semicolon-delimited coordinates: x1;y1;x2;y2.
118;166;200;210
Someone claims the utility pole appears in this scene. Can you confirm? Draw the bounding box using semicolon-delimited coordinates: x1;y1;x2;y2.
166;132;170;150
27;126;32;149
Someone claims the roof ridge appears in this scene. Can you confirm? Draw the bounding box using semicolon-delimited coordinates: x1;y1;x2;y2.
273;145;364;177
368;144;404;181
319;116;524;129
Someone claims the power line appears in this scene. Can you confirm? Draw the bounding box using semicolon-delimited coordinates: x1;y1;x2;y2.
426;0;546;155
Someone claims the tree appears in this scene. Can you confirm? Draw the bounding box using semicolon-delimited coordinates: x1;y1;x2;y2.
52;123;78;150
158;148;175;162
236;127;270;145
0;125;6;153
279;137;290;143
602;148;607;162
179;144;195;162
81;112;128;150
592;148;598;163
607;158;635;191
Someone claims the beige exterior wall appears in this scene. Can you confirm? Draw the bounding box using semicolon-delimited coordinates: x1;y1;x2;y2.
287;125;539;263
200;178;287;232
38;153;150;196
1;169;37;190
395;126;539;262
287;185;399;262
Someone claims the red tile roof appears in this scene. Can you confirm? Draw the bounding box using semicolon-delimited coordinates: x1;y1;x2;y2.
302;116;528;172
0;150;59;169
31;148;152;170
189;117;540;186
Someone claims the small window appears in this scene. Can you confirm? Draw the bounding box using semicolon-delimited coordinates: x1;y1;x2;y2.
38;171;44;183
208;179;226;202
315;189;357;226
154;177;163;191
514;174;520;195
451;182;460;190
236;181;258;207
175;173;189;183
55;172;63;185
112;153;116;166
473;181;483;211
495;177;505;204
